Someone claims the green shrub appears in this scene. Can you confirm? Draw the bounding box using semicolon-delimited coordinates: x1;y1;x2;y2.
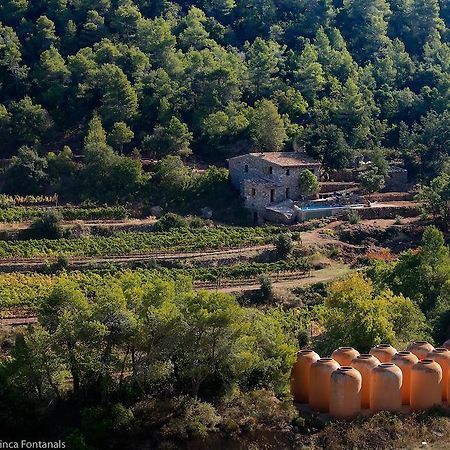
160;400;220;440
30;212;65;239
259;274;274;302
153;213;189;231
64;430;90;450
274;232;293;258
220;389;297;434
347;210;361;225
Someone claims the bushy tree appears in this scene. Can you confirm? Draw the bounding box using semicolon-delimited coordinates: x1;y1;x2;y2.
8;97;53;147
153;213;189;231
82;114;146;202
339;0;392;62
249;99;287;151
319;274;429;353
108;122;134;153
31;211;64;239
245;38;284;98
416;173;450;228
298;169;319;196
274;232;293;258
3;146;48;194
144;117;193;157
359;166;386;193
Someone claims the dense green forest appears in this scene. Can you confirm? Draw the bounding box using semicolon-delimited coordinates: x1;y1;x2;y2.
1;0;450;187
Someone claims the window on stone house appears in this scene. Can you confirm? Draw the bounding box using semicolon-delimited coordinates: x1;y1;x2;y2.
244;164;249;173
270;189;275;202
251;188;256;196
286;169;290;175
269;166;273;174
286;188;290;199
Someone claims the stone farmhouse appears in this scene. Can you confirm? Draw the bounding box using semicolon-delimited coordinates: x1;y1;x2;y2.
228;152;322;223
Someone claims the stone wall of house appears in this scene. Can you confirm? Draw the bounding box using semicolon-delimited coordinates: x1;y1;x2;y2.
229;154;321;203
229;154;258;189
242;180;286;210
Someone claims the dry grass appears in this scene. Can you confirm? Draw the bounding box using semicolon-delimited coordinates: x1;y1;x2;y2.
310;408;450;450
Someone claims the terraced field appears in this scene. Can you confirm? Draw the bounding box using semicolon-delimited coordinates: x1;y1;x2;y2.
0;205;129;222
0;257;311;310
0;226;285;258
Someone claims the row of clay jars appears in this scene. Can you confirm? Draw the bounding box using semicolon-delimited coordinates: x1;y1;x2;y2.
358;343;447;411
291;342;449;416
291;346;395;411
387;348;449;407
390;344;450;405
334;356;443;415
291;351;363;418
358;355;443;413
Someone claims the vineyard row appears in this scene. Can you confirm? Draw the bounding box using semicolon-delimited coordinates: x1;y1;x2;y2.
0;227;286;259
0;205;128;222
0;257;310;309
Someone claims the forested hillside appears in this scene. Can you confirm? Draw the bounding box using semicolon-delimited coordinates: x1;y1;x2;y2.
1;0;450;181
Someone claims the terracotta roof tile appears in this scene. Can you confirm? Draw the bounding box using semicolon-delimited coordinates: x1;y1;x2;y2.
229;152;321;167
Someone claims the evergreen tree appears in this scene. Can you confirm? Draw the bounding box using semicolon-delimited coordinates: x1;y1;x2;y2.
249;99;287;151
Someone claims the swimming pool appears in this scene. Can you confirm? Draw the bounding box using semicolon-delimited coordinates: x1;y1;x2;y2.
299;204;365;211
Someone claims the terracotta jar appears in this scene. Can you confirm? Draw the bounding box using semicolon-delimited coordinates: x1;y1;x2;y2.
391;351;419;405
370;363;403;413
427;348;450;401
448;371;450;404
442;339;450;351
369;344;397;363
351;354;380;409
406;341;435;360
309;357;340;412
332;347;360;366
329;366;362;419
290;349;320;403
410;359;442;411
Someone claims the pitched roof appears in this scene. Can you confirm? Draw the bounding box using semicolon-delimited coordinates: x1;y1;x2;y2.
229;152;321;167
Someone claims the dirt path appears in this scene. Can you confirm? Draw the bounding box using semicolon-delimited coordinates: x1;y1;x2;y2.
0;217;158;232
0;262;352;326
212;262;352;293
0;244;275;272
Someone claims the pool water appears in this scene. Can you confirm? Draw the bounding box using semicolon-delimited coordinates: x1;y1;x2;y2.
300;204;365;211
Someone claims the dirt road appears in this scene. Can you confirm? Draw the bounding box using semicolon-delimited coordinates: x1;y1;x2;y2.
209;262;351;293
0;244;274;272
